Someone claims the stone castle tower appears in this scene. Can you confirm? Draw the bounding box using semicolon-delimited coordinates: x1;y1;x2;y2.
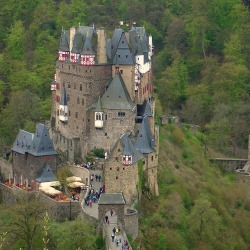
50;25;158;201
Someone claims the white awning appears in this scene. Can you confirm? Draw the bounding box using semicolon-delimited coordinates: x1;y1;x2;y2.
39;186;62;196
40;181;61;187
66;176;82;182
67;181;85;188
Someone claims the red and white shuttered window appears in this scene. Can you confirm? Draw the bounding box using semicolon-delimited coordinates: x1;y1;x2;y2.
59;51;69;61
122;155;132;165
81;55;95;65
71;53;79;63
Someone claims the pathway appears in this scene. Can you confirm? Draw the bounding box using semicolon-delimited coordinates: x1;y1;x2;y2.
81;169;130;250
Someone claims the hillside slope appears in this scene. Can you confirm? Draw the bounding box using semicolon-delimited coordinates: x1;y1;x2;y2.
137;125;250;250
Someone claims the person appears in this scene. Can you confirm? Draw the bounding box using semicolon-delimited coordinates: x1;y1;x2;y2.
105;215;108;223
89;200;92;207
112;227;116;234
115;228;119;235
98;174;101;182
107;219;110;225
110;208;113;216
115;238;119;247
111;233;115;242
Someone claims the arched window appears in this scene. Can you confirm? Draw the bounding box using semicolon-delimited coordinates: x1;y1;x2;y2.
95;112;103;120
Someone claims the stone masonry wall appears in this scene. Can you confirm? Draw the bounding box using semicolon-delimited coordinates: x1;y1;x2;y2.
105;140;138;205
86;108;136;153
0;184;81;221
55;63;112;138
124;209;138;240
0;158;12;181
50;129;81;163
12;152;57;184
69;165;90;185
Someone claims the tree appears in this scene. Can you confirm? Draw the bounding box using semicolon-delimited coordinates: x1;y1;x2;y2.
0;194;47;250
4;20;25;61
50;219;98;250
187;194;221;244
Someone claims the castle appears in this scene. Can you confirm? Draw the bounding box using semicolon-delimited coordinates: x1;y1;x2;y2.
49;25;159;202
9;25;158;205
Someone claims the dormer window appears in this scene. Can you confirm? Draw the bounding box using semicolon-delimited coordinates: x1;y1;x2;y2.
122;155;132;165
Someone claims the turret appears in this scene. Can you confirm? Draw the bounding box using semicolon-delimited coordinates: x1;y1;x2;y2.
59;88;68;123
80;34;95;65
122;135;133;165
58;30;70;62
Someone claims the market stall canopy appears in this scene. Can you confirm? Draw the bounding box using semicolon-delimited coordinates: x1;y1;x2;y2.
67;181;85;188
66;176;82;182
39;185;62;196
39;181;61;187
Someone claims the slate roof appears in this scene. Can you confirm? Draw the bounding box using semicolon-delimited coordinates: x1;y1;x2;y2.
129;27;149;61
121;133;143;164
135;117;155;154
60;88;67;106
12;124;57;157
59;30;70;51
71;26;96;55
28;124;57;156
95;97;103;112
98;193;126;205
92;72;135;110
12;130;34;154
36;162;57;183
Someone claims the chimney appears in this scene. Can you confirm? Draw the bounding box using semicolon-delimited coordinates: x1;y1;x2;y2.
97;27;107;64
69;26;76;59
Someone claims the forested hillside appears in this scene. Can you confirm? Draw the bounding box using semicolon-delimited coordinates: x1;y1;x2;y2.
0;0;249;155
0;0;249;249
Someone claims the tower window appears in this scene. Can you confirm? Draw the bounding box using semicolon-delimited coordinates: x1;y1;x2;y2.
68;82;71;88
116;176;118;180
95;112;102;120
118;112;125;117
77;97;80;104
82;99;84;105
74;83;76;89
120;70;123;74
75;112;78;118
80;84;82;91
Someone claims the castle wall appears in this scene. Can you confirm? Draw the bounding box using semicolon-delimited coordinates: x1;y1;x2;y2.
50;129;81;163
0;158;12;181
86;108;136;152
69;165;90;185
54;63;112;138
104;142;138;205
0;184;81;221
124;208;139;240
12;152;57;184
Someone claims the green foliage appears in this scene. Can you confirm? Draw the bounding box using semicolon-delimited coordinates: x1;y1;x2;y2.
92;148;105;158
49;219;99;250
